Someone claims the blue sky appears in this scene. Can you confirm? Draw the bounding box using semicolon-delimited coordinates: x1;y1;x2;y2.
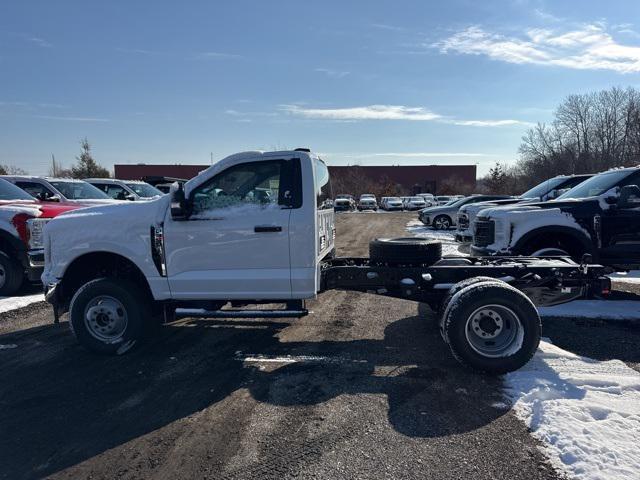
1;0;639;177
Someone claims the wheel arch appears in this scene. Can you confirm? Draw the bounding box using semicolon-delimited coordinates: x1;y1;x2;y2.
59;251;155;310
513;225;595;260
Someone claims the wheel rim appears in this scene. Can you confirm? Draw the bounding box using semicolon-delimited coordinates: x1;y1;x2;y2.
0;263;6;289
84;295;129;342
435;217;450;229
465;304;524;358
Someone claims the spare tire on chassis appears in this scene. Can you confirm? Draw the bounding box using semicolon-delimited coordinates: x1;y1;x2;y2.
441;279;541;374
369;237;442;265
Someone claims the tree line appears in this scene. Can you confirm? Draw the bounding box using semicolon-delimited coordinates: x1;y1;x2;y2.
481;86;640;195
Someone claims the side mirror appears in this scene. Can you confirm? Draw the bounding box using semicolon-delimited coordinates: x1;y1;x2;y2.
171;184;189;220
619;185;640;206
40;193;60;202
126;194;136;201
604;195;618;205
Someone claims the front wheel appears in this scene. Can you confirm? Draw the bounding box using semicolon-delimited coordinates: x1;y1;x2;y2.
0;251;24;296
69;278;150;355
442;282;540;374
433;215;452;230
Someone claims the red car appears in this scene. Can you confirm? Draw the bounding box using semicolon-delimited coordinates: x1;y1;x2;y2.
0;178;82;295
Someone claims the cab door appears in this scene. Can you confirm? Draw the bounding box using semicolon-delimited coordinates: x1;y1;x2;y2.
600;179;640;263
163;159;299;300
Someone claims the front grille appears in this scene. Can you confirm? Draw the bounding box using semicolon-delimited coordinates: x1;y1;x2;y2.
458;214;469;230
474;219;495;247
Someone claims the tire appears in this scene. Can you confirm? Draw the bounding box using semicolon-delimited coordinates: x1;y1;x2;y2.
442;282;540;374
433;215;452;230
69;277;150;355
438;277;506;339
0;250;24;296
369;237;442;266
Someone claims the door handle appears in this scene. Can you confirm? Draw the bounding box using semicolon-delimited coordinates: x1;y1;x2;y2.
254;225;282;233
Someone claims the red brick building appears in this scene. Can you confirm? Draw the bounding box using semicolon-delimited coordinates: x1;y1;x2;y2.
114;163;476;195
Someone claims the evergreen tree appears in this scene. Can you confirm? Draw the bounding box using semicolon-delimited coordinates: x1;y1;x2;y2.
71;138;110;178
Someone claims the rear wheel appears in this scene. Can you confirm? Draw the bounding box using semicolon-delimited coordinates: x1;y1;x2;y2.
369;237;442;265
69;278;150;355
442;282;540;374
0;250;24;296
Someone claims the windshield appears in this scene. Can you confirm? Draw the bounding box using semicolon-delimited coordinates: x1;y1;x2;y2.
447;197;469;208
0;178;35;200
520;177;566;199
411;197;424;202
388;197;401;202
125;182;163;198
49;180;110;200
556;170;632;200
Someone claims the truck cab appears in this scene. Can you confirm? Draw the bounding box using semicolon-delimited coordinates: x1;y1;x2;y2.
471;167;640;269
43;149;335;350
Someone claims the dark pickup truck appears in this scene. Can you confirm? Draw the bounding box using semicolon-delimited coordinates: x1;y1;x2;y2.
471;166;640;270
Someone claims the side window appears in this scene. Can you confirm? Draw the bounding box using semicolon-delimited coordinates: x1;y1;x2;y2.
619;172;640;206
16;181;52;199
105;185;128;200
315;158;333;210
190;160;296;215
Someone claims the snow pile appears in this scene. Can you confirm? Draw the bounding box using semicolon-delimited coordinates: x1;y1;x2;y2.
504;341;640;480
0;293;44;314
406;220;468;257
539;300;640;322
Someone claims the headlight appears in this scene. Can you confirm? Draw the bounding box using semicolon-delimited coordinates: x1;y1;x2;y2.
26;218;49;250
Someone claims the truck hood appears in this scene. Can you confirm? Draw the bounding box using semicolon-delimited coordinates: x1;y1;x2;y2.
479;198;601;217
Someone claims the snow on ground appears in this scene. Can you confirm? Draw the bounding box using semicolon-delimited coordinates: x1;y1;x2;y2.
539;300;640;321
0;293;44;314
609;270;640;284
406;220;467;257
504;340;640;480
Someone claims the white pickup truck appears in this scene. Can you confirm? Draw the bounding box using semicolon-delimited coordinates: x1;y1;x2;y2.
43;149;610;373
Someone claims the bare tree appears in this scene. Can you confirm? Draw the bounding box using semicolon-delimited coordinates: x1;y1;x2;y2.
0;164;28;175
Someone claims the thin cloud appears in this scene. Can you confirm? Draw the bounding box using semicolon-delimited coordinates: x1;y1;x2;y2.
435;24;640;73
341;152;490;158
193;51;242;60
371;23;406;32
27;36;52;48
315;68;350;78
280;104;529;127
280;104;441;121
33;115;109;122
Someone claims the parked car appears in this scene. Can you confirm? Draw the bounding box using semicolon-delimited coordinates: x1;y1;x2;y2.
455;174;592;242
381;196;404;211
0;178;82;294
357;197;378;211
419;195;512;229
403;196;427;211
416;193;436;207
87;178;163;201
142;175;187;194
334;197;355;212
470;167;640;268
434;196;454;206
2;176;118;205
334;194;356;211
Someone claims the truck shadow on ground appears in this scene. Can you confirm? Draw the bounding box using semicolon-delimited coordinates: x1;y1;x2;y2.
0;305;508;480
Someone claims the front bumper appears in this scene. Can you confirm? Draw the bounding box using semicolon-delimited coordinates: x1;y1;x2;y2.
419;214;431;225
26;249;45;282
470;245;495;256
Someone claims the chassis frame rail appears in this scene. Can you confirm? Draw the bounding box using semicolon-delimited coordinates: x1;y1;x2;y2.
320;256;610;309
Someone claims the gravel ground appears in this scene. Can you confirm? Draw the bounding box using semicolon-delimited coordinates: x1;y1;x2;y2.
0;212;602;480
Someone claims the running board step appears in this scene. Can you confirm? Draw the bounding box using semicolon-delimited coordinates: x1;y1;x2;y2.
175;308;309;319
